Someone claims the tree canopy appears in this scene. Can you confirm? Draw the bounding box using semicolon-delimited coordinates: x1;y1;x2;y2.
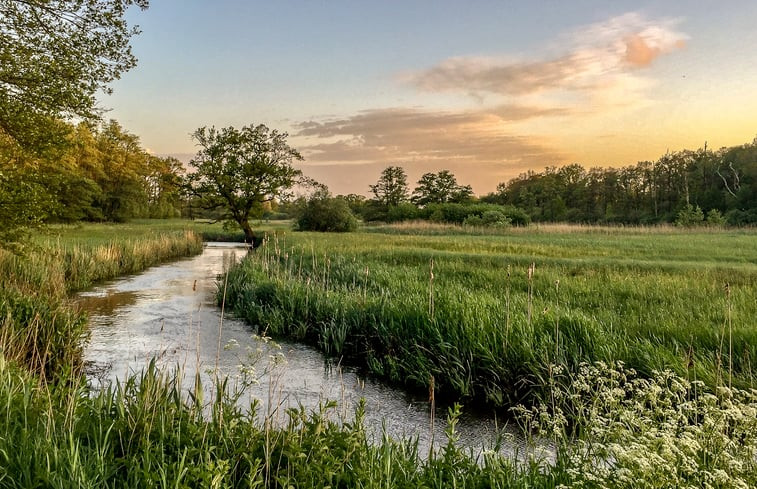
411;170;473;206
0;0;148;150
0;0;149;249
482;139;757;225
187;124;303;244
369;166;409;207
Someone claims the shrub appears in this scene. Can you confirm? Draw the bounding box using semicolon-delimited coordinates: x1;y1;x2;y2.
705;209;727;227
386;203;418;223
463;210;512;228
480;210;512;227
675;204;704;227
421;203;529;226
295;195;358;232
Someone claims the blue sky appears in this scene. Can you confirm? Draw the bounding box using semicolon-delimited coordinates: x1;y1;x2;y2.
105;1;757;194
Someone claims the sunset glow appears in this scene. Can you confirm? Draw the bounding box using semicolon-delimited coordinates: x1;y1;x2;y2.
109;1;757;195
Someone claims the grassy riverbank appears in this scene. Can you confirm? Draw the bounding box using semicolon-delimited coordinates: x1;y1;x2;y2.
2;354;756;487
2;220;757;487
222;224;757;408
0;222;204;377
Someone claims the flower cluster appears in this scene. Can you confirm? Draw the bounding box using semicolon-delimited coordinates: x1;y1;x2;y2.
518;362;757;488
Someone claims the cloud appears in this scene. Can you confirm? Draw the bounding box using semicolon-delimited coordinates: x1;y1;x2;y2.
406;13;687;97
293;13;689;194
623;33;686;68
294;106;567;194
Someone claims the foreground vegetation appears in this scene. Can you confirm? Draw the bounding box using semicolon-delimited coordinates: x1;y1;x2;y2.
1;220;756;486
2;355;756;488
223;224;757;408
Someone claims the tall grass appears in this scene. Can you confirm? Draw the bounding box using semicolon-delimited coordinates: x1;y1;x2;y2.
0;224;203;377
2;220;756;486
2;353;756;487
221;228;757;408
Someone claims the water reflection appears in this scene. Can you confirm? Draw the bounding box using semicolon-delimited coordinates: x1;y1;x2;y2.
80;243;521;456
77;290;141;316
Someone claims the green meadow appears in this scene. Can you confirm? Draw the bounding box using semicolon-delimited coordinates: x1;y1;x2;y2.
223;223;757;407
2;220;757;487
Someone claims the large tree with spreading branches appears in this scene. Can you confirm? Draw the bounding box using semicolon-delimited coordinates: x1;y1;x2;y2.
186;124;303;244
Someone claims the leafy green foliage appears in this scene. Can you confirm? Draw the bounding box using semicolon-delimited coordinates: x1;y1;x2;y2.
484;139;757;226
463;210;512;228
706;208;727;227
0;0;148;150
411;169;473;205
369;166;409;207
420;202;530;226
0;0;161;249
675;203;705;227
186;124;303;244
0;161;53;251
295;191;358;232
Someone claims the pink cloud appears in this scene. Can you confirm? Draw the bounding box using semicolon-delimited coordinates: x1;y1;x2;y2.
294;106;568;194
406;13;688;96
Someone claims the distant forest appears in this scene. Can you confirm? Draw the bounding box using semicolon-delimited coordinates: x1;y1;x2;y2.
3;115;756;233
481;139;757;225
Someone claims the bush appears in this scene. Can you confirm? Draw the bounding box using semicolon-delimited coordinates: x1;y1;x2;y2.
726;208;757;226
705;209;727;227
420;203;529;226
386;203;418;223
295;195;358;232
463;210;512;228
675;204;704;227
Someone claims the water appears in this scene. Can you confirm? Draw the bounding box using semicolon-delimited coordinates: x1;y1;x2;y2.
79;243;523;456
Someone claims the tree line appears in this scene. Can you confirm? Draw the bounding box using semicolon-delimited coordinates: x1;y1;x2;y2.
481;142;757;225
2;0;755;248
304;139;757;229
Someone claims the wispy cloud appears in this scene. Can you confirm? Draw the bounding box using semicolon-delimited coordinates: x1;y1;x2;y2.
294;13;689;193
296;105;566;166
406;13;687;97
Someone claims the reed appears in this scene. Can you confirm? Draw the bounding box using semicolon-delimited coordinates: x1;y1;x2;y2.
0;223;203;377
1;220;755;486
221;226;757;409
2;352;756;487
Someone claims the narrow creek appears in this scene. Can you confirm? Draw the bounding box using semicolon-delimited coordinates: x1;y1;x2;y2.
79;243;524;456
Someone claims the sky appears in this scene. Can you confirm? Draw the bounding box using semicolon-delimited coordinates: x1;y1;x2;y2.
105;1;757;195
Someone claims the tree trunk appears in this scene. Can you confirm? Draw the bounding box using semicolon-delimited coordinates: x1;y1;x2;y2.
239;219;256;246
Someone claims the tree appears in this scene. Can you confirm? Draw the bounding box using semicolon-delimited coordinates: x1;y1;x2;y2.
370;166;409;206
145;155;184;218
0;0;149;150
295;188;358;233
411;169;473;205
0;148;52;250
0;0;147;249
187;124;303;244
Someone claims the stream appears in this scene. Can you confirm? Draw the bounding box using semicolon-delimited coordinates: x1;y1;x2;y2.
79;243;525;457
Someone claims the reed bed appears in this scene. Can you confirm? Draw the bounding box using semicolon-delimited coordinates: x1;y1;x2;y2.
222;228;757;408
0;224;203;377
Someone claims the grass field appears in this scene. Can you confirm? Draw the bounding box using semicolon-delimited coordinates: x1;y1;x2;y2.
1;220;757;486
222;223;757;407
